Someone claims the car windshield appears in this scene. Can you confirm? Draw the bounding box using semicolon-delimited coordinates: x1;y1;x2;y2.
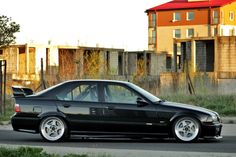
128;83;161;103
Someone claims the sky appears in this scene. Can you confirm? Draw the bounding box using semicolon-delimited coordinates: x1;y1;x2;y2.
0;0;169;50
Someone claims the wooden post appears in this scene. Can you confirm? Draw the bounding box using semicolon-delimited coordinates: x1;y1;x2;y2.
35;58;47;91
3;60;6;115
41;58;46;90
0;61;2;115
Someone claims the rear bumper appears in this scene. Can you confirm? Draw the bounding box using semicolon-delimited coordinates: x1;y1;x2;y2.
11;115;40;133
201;122;222;138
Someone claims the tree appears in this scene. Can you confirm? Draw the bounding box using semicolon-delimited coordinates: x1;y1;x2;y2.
0;15;20;48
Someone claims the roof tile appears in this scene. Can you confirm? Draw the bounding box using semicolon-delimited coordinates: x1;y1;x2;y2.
146;0;236;12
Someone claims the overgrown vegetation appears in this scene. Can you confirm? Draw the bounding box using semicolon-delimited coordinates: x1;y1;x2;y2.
83;50;102;78
0;147;112;157
0;98;13;123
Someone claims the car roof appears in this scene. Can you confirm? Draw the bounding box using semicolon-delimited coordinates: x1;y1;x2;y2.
63;79;131;85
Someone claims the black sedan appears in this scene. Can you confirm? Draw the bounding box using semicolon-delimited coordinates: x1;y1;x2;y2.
11;80;222;142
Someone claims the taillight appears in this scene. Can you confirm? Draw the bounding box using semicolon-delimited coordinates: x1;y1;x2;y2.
15;104;21;113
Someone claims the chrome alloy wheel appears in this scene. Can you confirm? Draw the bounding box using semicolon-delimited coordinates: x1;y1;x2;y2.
174;117;200;142
40;117;66;141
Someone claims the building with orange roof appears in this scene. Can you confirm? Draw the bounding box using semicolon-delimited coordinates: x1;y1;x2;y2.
146;0;236;71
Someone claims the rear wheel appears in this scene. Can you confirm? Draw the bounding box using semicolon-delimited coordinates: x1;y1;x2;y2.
40;116;68;142
172;117;201;142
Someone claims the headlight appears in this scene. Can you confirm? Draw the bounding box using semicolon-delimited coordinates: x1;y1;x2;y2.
206;115;218;122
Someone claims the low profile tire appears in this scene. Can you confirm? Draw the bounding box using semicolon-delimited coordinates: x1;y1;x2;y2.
40;116;68;142
172;117;201;142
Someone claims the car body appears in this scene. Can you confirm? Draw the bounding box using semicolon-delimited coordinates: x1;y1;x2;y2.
11;79;222;142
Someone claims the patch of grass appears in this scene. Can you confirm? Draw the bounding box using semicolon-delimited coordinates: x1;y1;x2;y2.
161;94;236;116
0;147;59;157
0;147;113;157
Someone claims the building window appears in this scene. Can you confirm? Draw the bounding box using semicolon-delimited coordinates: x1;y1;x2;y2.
229;11;234;21
152;13;156;27
187;12;194;21
0;50;3;55
213;10;219;24
149;30;156;44
173;12;181;22
149;13;156;27
174;29;181;38
166;56;172;70
152;30;156;43
213;27;218;36
187;28;194;38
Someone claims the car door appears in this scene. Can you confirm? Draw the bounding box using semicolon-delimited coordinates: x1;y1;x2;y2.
101;83;160;133
55;81;105;132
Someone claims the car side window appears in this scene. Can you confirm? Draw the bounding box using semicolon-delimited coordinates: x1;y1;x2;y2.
56;84;98;102
104;84;138;104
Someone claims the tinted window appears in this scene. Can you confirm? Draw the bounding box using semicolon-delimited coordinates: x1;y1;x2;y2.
56;83;98;102
104;84;138;104
127;83;161;102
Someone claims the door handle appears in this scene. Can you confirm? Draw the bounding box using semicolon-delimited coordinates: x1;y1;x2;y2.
63;104;71;108
106;106;115;110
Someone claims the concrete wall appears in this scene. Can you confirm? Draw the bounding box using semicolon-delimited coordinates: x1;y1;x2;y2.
128;53;137;75
109;51;119;75
217;37;236;73
1;46;18;74
159;72;218;95
218;79;236;95
156;52;167;75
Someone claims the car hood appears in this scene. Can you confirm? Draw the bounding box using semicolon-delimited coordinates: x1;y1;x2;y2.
160;101;218;116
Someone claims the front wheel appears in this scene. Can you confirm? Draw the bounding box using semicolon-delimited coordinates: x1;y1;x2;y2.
172;117;201;142
39;116;68;142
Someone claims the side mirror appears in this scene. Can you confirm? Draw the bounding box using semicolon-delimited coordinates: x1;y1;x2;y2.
136;97;149;107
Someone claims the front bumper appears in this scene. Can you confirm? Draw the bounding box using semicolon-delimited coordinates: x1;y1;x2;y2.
201;122;223;139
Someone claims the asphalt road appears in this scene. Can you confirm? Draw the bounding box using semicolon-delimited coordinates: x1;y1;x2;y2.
0;124;236;156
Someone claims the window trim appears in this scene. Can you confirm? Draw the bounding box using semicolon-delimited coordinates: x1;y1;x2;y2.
152;13;156;27
186;12;194;21
213;10;219;24
173;12;181;22
229;11;234;21
173;29;181;38
149;13;156;27
186;28;194;38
